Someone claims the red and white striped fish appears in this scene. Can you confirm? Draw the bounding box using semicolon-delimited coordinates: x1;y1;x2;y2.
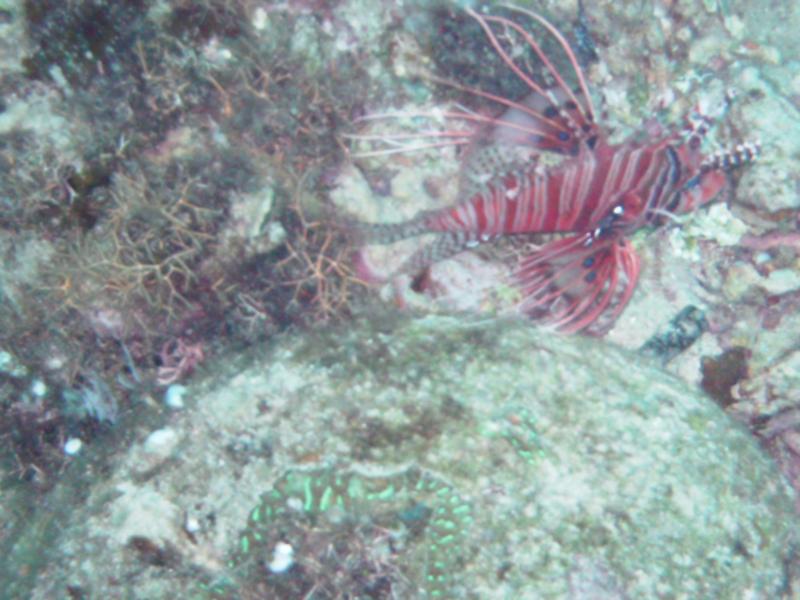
343;5;759;335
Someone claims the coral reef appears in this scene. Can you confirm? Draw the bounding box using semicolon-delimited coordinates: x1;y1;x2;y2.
1;0;800;598
0;0;371;484
13;315;800;599
332;0;800;524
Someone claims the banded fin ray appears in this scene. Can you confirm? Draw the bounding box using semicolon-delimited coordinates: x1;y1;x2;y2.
512;234;641;335
346;6;603;162
463;6;599;155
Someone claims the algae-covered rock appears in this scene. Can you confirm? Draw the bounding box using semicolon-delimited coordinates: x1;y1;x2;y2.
25;314;797;599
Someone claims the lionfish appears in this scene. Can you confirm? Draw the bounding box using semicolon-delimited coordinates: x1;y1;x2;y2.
343;5;758;335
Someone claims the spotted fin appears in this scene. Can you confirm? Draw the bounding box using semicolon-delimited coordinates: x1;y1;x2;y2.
453;7;603;200
457;87;598;201
464;7;599;154
480;89;596;155
347;8;602;172
337;211;478;285
513;234;640;335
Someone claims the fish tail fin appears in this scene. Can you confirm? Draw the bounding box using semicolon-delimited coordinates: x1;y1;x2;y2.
331;209;433;246
394;231;477;278
512;234;640;335
330;207;457;285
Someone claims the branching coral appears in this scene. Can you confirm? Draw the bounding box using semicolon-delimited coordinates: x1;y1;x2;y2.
0;0;376;492
94;167;220;323
269;193;368;325
43;156;230;340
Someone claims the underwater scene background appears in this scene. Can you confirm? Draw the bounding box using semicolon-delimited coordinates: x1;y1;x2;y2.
1;0;799;598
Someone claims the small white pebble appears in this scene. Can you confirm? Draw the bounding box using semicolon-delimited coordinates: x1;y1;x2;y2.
754;251;771;265
184;513;201;535
0;349;27;377
267;541;294;573
64;438;83;456
164;384;187;409
30;379;47;398
252;7;268;30
44;355;65;371
143;428;179;457
286;496;304;513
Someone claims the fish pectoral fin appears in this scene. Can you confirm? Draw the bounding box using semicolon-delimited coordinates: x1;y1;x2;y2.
512;234;640;335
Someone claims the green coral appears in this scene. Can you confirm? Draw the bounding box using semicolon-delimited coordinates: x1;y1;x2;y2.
207;465;472;599
492;407;547;466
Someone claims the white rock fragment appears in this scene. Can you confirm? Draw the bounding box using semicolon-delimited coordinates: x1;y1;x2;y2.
252;7;268;31
723;15;745;38
164;384;187;410
268;541;295;573
722;263;762;301
220;185;283;258
0;349;27;377
44;354;65;371
202;38;233;65
135;428;180;474
64;437;83;456
184;513;201;535
30;379;47;398
144;428;179;457
265;220;286;246
107;483;182;547
684;203;748;247
760;268;800;295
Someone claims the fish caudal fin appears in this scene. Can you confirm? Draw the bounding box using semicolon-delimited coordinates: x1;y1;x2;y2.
393;231;479;278
333;212;430;246
512;234;641;335
333;208;477;285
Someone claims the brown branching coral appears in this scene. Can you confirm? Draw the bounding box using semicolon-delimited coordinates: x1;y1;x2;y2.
46;158;229;336
268;179;368;325
97;168;218;323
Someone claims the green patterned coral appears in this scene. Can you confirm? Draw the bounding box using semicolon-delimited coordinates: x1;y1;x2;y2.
494;407;547;466
208;465;473;598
